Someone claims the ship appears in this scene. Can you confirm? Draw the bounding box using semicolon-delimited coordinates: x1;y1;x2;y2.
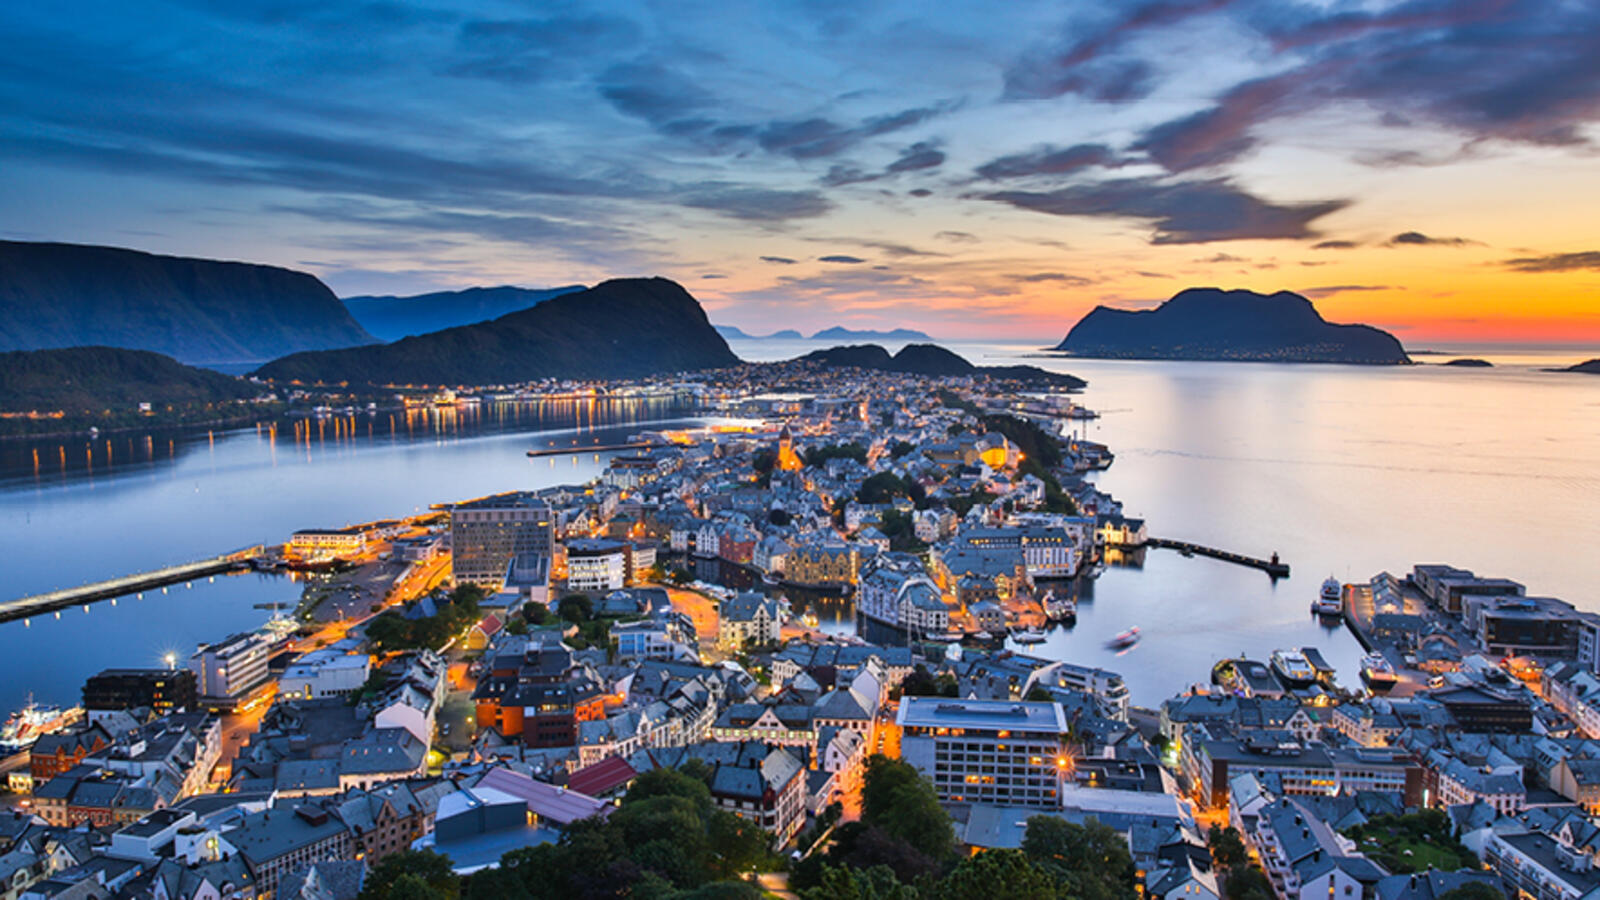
1012;627;1047;645
1360;653;1399;691
1043;590;1077;622
1106;627;1140;650
1270;649;1318;689
1313;577;1343;617
0;701;79;755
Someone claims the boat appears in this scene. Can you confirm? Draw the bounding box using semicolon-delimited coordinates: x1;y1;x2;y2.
1360;653;1399;691
1043;590;1077;621
1106;627;1140;650
1313;577;1343;616
1270;649;1318;688
1091;563;1106;578
923;631;961;643
761;571;780;586
800;609;820;629
1012;627;1047;645
0;702;78;755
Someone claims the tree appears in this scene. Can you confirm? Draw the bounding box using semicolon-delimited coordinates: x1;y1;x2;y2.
523;603;550;625
1021;816;1137;900
1209;825;1249;871
890;440;916;459
558;593;593;623
360;850;460;900
1024;685;1053;702
1436;883;1505;900
1224;865;1274;900
860;756;954;860
941;849;1055;900
463;867;531;900
802;864;919;900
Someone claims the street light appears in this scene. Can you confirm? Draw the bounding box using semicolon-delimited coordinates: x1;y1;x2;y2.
164;652;177;670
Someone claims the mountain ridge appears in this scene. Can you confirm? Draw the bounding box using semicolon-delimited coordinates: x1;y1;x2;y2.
255;277;739;385
799;342;1085;387
344;285;586;342
0;240;375;365
1056;287;1410;365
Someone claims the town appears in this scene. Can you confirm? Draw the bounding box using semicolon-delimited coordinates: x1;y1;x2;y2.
0;361;1587;900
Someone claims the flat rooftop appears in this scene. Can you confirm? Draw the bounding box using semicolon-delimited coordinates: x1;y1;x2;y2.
896;697;1067;733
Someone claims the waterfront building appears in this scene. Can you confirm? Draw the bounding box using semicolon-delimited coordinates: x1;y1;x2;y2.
565;538;627;593
1095;514;1148;547
189;631;275;709
82;668;198;715
784;541;858;588
897;698;1072;808
1412;564;1524;614
288;528;368;562
958;524;1084;578
718;593;781;650
450;493;554;588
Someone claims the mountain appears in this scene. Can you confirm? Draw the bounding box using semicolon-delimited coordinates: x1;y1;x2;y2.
1554;359;1600;374
811;326;934;342
0;346;258;414
255;277;740;385
798;343;1085;387
1056;288;1411;364
1442;358;1492;367
343;285;585;342
0;240;375;365
715;325;804;340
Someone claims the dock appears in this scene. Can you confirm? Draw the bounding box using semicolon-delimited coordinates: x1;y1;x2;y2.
0;546;264;624
526;441;659;458
1145;538;1290;578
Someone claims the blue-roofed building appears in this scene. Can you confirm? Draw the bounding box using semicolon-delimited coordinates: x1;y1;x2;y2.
897;698;1071;808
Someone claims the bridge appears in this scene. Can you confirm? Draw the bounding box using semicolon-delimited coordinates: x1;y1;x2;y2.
0;546;264;624
1146;538;1290;578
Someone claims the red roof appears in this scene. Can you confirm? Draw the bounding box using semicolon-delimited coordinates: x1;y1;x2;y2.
568;755;638;797
474;613;503;636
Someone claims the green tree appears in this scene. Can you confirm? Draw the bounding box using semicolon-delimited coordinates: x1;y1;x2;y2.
360;849;460;900
860;756;955;860
463;867;531;900
558;593;594;623
1209;824;1250;870
890;440;916;459
1022;816;1137;900
941;849;1055;900
523;603;550;625
1225;865;1275;900
1024;685;1053;702
802;864;919;900
385;874;446;900
1436;883;1505;900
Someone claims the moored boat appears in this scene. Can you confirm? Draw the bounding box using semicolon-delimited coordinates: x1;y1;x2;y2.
1270;649;1317;688
1360;653;1399;691
1012;627;1047;644
1313;576;1343;616
1043;590;1077;621
0;702;79;755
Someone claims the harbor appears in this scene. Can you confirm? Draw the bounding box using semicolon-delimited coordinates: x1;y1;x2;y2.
0;546;264;625
1145;537;1290;578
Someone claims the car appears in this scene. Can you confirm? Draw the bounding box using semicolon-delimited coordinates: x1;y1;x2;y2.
1427;674;1446;688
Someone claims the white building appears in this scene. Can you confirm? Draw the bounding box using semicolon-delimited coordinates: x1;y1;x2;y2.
566;538;627;593
188;631;275;705
897;698;1070;808
279;649;371;701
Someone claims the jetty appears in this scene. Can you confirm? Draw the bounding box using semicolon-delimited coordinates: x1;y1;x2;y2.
1146;537;1290;578
0;546;264;624
526;441;659;458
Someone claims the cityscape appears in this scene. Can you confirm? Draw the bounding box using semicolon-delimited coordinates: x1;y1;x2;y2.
1;3;1599;900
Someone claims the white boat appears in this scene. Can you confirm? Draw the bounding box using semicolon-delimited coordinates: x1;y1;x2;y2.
1012;627;1047;645
761;572;780;586
1270;649;1317;688
1360;652;1399;691
1043;590;1077;621
0;701;78;755
1106;627;1140;650
1313;576;1343;616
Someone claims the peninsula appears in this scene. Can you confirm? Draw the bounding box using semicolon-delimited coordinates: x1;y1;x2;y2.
800;342;1086;388
1055;288;1411;365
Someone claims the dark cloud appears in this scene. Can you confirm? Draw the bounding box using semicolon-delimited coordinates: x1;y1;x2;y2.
907;189;933;197
679;186;833;221
935;231;979;243
975;177;1348;244
1386;231;1478;246
1300;284;1394;298
1136;0;1600;175
755;103;954;160
598;61;715;126
1002;1;1234;101
975;143;1128;180
820;165;877;187
760;256;799;265
1500;251;1600;272
1198;253;1245;263
1012;272;1094;285
700;273;726;279
885;141;945;174
1136;271;1171;278
818;255;867;264
1312;240;1360;249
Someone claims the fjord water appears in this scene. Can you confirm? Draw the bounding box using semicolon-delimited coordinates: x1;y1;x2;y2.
1;346;1597;712
0;399;704;713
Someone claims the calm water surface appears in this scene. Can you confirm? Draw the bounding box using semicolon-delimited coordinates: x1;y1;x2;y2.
3;345;1598;710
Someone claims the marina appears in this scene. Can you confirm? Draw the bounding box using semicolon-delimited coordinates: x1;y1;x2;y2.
0;547;263;624
1144;537;1290;578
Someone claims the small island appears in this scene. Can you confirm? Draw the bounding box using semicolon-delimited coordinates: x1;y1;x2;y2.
799;342;1085;388
1442;358;1493;367
1551;358;1600;374
1055;287;1411;365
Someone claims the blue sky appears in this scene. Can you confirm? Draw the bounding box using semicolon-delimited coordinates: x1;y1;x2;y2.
3;0;1599;339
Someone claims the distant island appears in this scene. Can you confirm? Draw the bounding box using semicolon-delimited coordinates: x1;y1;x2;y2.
256;278;739;386
1551;359;1600;374
718;325;934;341
0;346;265;436
799;343;1085;388
1442;358;1493;367
1055;288;1411;365
344;285;585;342
0;240;375;365
714;325;804;340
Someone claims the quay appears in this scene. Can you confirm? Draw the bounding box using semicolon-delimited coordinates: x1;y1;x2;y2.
0;546;264;625
527;441;659;458
1145;537;1290;578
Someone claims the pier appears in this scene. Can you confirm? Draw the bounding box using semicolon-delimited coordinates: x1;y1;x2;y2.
526;441;660;458
1145;538;1290;578
0;546;264;625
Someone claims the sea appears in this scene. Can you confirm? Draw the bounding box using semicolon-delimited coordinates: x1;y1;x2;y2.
0;341;1596;714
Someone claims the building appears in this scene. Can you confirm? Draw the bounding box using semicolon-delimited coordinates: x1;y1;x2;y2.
1244;798;1386;900
450;493;554;589
471;638;605;748
188;631;275;709
81;669;198;715
1096;514;1148;547
784;543;858;588
278;651;371;701
227;803;356;900
897;698;1071;808
718;593;782;650
288;528;368;562
565;538;627;593
1463;595;1581;659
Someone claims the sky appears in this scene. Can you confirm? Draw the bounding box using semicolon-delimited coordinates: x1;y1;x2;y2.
3;0;1599;343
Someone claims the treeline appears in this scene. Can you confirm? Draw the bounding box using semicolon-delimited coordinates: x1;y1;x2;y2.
364;585;485;653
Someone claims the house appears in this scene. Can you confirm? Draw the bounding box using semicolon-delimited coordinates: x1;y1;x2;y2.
718;594;782;651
